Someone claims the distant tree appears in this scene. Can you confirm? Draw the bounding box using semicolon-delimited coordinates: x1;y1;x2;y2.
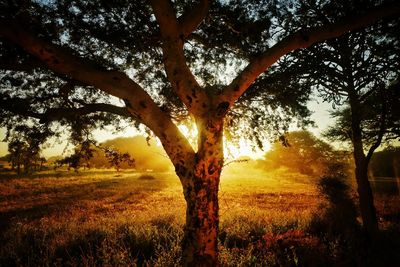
56;139;95;171
272;0;400;236
0;154;11;162
6;125;51;174
104;147;135;171
369;147;400;178
262;131;340;177
56;154;81;172
56;140;135;172
36;157;46;171
89;136;172;171
0;0;399;264
8;140;26;174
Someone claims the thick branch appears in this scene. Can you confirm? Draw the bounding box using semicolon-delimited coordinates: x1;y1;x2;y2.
0;96;130;121
0;58;44;72
0;19;145;101
219;1;400;107
366;80;400;162
43;103;131;122
366;101;386;164
0;19;196;168
178;0;210;38
149;0;208;115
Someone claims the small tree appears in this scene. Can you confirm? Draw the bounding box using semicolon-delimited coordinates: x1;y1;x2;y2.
263;131;340;177
369;146;400;178
8;140;27;174
104;147;135;171
6;125;51;174
270;0;400;236
56;154;81;172
56;139;95;171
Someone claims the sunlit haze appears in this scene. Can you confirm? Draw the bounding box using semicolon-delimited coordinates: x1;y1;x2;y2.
178;124;270;159
0;99;331;159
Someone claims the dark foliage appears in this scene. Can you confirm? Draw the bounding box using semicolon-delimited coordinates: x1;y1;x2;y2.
308;172;400;267
370;146;400;177
0;0;316;148
104;147;135;171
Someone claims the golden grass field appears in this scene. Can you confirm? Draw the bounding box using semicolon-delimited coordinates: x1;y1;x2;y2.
0;167;399;266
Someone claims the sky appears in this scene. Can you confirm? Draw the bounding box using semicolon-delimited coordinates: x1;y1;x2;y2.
0;98;334;159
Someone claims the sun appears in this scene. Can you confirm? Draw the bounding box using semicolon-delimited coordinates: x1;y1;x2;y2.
178;123;269;159
225;138;270;159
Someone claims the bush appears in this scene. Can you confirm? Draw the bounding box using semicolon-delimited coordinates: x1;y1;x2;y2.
138;174;156;180
308;174;362;266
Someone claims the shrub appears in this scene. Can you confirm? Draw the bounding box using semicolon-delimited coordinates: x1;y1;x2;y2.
138;174;156;180
308;174;362;266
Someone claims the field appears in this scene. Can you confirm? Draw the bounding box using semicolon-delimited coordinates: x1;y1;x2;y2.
0;168;399;266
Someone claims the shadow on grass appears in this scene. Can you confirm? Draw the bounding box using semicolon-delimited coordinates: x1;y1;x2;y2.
0;169;136;181
307;174;400;267
0;216;183;267
0;176;167;236
218;173;400;267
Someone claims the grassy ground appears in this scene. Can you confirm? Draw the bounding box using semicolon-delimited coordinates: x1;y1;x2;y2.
0;168;399;266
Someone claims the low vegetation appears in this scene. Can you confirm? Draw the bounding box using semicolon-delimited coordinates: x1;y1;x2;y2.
0;167;399;266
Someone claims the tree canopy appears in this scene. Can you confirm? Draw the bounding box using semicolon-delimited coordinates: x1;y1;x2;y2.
1;0;398;150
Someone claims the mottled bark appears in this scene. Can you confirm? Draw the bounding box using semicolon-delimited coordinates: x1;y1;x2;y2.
177;116;224;266
181;169;220;266
149;0;207;115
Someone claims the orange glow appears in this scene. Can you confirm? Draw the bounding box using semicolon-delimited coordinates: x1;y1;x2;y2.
178;123;269;159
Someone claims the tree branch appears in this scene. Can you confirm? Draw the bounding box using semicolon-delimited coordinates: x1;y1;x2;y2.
0;96;131;121
366;90;387;163
149;0;208;116
43;103;132;122
0;58;44;72
218;1;400;107
0;19;196;168
366;79;400;162
178;0;210;38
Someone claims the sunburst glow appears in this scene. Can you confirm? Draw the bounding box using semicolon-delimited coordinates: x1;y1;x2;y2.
178;123;269;159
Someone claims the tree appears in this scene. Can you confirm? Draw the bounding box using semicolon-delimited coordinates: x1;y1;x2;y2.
8;139;26;174
6;125;51;174
262;131;340;177
91;136;170;171
324;82;400;235
369;146;400;177
55;153;82;171
274;0;400;236
0;0;399;265
104;146;135;171
56;139;95;171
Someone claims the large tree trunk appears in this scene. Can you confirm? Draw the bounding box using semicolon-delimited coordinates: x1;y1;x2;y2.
177;117;224;266
181;171;220;266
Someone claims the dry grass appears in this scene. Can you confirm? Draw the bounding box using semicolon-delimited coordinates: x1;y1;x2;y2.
0;168;398;266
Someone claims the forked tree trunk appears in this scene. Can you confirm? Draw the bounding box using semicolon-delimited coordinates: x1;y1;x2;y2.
349;92;379;237
177;117;224;266
353;149;379;236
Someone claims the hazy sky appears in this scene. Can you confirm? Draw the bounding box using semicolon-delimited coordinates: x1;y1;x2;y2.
0;98;334;159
